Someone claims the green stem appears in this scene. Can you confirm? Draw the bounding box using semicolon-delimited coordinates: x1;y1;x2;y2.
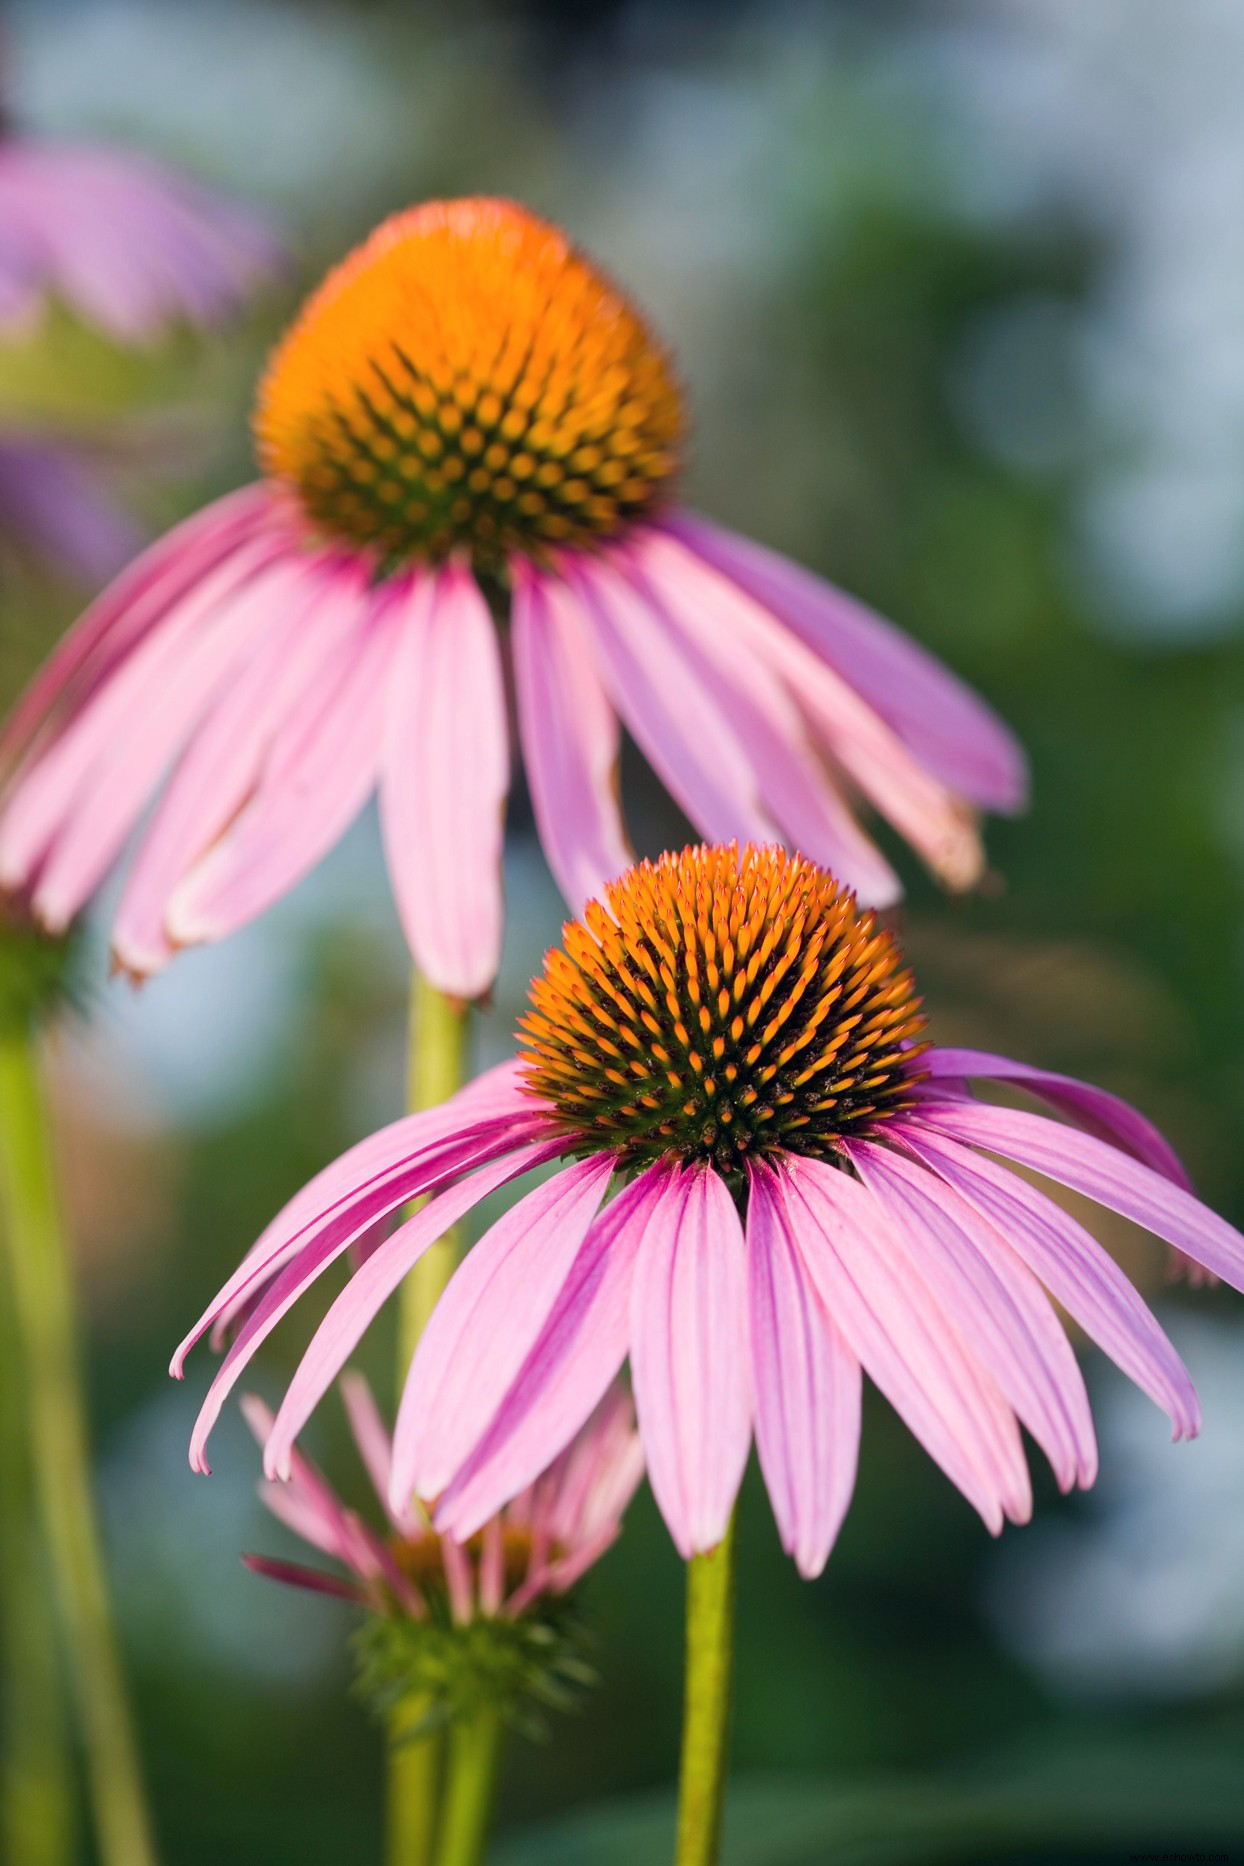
0;1026;157;1866
434;1708;503;1866
0;1214;75;1866
387;970;470;1866
674;1513;737;1866
396;971;469;1371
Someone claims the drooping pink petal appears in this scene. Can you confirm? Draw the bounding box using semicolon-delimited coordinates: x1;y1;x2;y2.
510;558;631;913
897;1118;1200;1438
745;1159;862;1577
380;562;509;1000
178;1067;543;1367
240;1556;365;1605
847;1139;1097;1491
434;1169;656;1541
565;548;778;846
112;552;369;973
393;1155;615;1509
241;1393;397;1589
263;1139;564;1481
628;1162;752;1558
775;1154;1031;1532
166;578;401;951
629;529;983;894
177;1116;545;1450
921;1049;1192;1189
0;533;286;917
621;533;900;903
340;1373;412;1536
0;485;273;775
912;1099;1244;1296
665;510;1027;813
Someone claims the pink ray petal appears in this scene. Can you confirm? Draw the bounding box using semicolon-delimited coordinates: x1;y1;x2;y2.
166;580;401;949
0;483;274;773
1;533;285;914
745;1158;862;1577
264;1138;564;1481
180;1121;547;1471
622;533;900;903
241;1393;393;1584
922;1049;1191;1189
394;1155;615;1509
112;553;369;973
433;1170;656;1542
912;1099;1244;1297
565;548;778;846
665;510;1027;812
775;1154;1031;1531
511;557;631;913
897;1118;1200;1438
241;1556;365;1605
176;1070;541;1367
380;561;509;1000
630;528;983;893
628;1162;752;1558
339;1373;412;1535
847;1139;1097;1490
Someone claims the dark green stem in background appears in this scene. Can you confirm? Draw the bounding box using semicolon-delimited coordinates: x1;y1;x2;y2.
0;1026;157;1866
675;1513;737;1866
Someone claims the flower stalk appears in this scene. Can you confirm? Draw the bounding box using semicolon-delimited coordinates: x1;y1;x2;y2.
389;969;470;1866
675;1512;737;1866
434;1707;503;1866
0;1230;74;1866
0;1025;157;1866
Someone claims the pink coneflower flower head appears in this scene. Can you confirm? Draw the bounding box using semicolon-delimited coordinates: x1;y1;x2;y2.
0;139;281;342
0;199;1025;1000
184;844;1244;1579
243;1376;642;1732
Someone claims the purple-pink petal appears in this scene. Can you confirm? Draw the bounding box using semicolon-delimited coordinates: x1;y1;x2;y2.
393;1155;615;1512
628;1162;752;1558
263;1138;564;1481
774;1154;1031;1532
511;557;631;913
847;1139;1097;1490
897;1118;1201;1439
745;1159;862;1577
913;1098;1244;1296
166;578;399;952
434;1168;656;1542
664;509;1027;813
380;562;509;1000
922;1048;1192;1188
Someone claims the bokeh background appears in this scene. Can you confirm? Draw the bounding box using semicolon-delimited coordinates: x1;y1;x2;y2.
5;1;1244;1859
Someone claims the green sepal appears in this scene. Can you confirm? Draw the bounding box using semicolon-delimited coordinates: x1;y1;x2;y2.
353;1593;597;1745
0;920;88;1038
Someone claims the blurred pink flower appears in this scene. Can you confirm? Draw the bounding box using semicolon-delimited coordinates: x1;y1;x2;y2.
0;140;281;342
242;1375;643;1623
181;845;1243;1579
0;434;142;583
0;199;1024;1000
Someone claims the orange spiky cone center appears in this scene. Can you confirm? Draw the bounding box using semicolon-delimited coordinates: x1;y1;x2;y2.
520;844;928;1174
255;197;684;569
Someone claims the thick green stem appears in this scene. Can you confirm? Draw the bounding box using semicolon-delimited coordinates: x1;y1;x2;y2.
396;972;468;1371
387;970;469;1865
675;1514;737;1866
434;1708;503;1866
0;1027;157;1866
0;1221;75;1866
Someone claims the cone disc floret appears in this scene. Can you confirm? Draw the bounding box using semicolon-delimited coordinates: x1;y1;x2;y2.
520;844;928;1174
255;197;683;568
